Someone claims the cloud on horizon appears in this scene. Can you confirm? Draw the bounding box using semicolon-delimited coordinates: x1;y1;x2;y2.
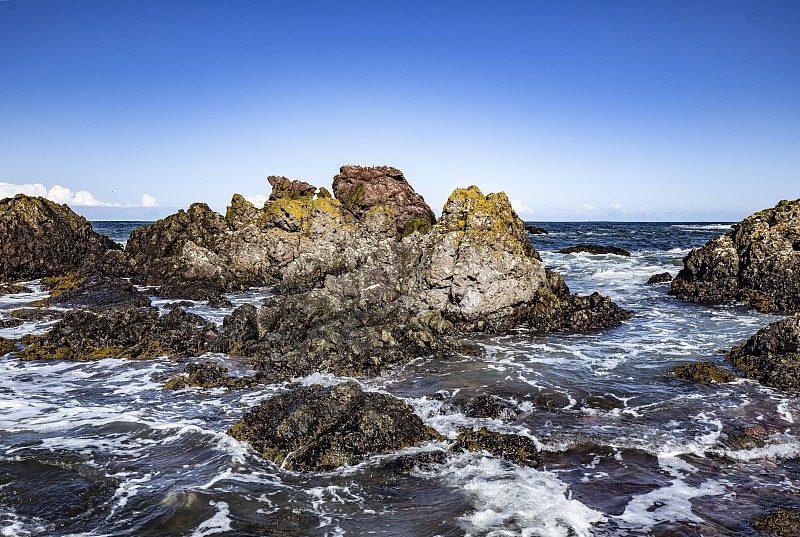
0;181;158;209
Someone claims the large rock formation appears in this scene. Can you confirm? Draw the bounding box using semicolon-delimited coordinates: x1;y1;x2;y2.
726;314;800;394
228;382;443;471
0;195;120;280
671;199;800;313
332;165;436;236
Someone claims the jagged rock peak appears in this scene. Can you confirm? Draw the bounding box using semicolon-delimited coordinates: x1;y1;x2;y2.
267;176;317;201
0;194;120;279
332;165;436;236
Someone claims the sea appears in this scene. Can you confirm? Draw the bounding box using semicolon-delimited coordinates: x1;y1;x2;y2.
1;221;798;537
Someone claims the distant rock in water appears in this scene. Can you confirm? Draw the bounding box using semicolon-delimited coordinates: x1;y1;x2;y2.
646;272;673;284
726;314;800;394
0;195;120;279
332;165;436;236
227;382;443;471
525;225;548;235
557;244;631;256
671;199;800;313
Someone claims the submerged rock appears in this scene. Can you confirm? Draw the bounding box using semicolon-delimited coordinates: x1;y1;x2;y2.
227;382;443;471
671;199;800;313
452;427;542;468
0;195;120;279
672;361;736;383
646;272;673;284
557;244;631;256
726;314;800;394
163;361;259;390
751;509;800;536
18;307;217;361
332;165;436;236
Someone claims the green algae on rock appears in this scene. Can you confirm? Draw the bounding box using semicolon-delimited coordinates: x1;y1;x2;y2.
0;283;33;296
726;314;800;394
751;509;800;536
671;198;800;313
163;361;260;390
0;194;120;279
228;382;443;471
452;427;542;468
672;361;736;383
0;337;17;356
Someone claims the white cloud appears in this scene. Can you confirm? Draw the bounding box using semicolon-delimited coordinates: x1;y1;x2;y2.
141;194;159;207
245;194;269;207
0;181;158;208
510;198;534;216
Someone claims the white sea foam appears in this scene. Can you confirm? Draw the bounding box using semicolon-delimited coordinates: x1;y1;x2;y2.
190;500;233;537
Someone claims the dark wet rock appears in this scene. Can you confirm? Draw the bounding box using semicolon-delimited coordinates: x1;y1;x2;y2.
557;244;631;256
0;318;23;329
525;225;548;235
726;314;800;393
7;307;64;322
751;509;800;536
580;394;626;411
165;301;196;310
332;165;436;236
18;307;217;361
206;295;233;308
0;337;16;355
672;361;736;383
671;199;800;313
0;195;121;279
452;427;542;468
462;395;521;422
381;450;448;472
647;272;673;284
163;361;259;390
0;283;32;295
47;276;151;311
525;284;632;334
227;382;443;471
715;427;767;453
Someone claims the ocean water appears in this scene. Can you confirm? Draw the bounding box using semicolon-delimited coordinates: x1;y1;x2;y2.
1;221;799;536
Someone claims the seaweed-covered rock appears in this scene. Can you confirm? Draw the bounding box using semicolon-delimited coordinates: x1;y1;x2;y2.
228;382;443;471
726;314;800;393
673;361;736;383
462;395;521;422
332;165;436;236
0;195;120;279
163;361;259;390
557;244;631;256
671;199;800;313
0;283;32;296
18;307;217;361
0;337;16;355
47;276;151;310
452;427;542;468
751;509;800;536
647;272;673;284
0;318;23;329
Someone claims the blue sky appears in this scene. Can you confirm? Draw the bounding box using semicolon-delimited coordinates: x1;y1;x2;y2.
1;0;798;221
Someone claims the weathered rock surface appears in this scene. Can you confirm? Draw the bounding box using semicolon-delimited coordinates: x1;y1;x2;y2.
672;361;736;383
557;244;631;256
227;382;443;471
646;272;673;284
18;307;217;361
163;361;259;390
0;195;121;279
332;165;436;236
47;276;151;311
671;199;800;313
452;427;542;468
726;314;800;394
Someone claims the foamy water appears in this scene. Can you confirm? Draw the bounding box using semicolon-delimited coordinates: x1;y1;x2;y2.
1;221;798;536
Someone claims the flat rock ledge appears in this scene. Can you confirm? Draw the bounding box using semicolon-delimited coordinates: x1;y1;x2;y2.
671;198;800;313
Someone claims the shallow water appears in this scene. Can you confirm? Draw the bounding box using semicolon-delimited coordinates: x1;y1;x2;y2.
1;221;798;536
